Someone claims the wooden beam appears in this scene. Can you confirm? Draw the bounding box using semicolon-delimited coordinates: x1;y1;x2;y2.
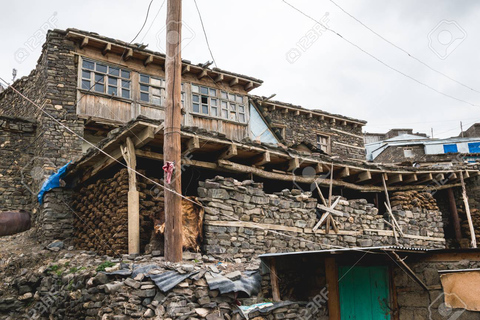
416;173;433;184
251;151;270;166
460;171;477;248
182;136;200;156
270;258;281;302
308;113;313;118
102;43;111;55
403;173;418;183
144;55;154;66
229;77;239;86
244;81;254;90
325;257;340;320
294;110;300;116
388;173;403;184
315;163;324;174
197;69;208;79
80;36;89;49
219;144;238;160
124;48;133;61
215;74;224;83
356;170;372;183
121;137;140;255
287;157;299;171
389;251;429;291
336;167;350;178
447;188;462;243
182;64;190;74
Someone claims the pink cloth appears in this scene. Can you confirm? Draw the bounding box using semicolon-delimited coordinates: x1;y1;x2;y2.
163;161;175;184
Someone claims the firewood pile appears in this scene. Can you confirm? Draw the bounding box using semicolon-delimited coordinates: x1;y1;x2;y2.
72;169;163;255
390;191;439;211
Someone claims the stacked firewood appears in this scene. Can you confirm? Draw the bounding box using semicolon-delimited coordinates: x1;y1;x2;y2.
390;191;439;211
72;169;163;256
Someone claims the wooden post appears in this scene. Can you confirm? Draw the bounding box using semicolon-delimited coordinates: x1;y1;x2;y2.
164;0;183;262
328;163;334;206
325;257;340;320
460;172;477;248
447;188;462;243
121;137;140;255
270;258;281;302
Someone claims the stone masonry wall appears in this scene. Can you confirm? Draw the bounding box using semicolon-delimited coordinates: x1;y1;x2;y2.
0;116;36;211
37;188;74;243
263;108;365;160
198;177;446;261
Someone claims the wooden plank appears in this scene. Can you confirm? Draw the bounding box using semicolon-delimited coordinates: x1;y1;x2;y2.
331;127;364;139
314;181;328;206
447;188;462;243
219;144;238;160
317;202;343;217
205;220;302;233
389;251;429;291
270;258;281;302
333;141;364;150
325;257;340;320
422;252;480;262
363;229;445;242
460;171;477;248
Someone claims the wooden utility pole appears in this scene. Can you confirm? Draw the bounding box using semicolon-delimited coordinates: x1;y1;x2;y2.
460;171;477;248
164;0;183;262
447;188;462;243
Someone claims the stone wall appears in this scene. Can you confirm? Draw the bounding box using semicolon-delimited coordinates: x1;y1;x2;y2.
37;188;74;243
0;116;36;211
262;108;365;160
198;177;446;261
374;145;425;163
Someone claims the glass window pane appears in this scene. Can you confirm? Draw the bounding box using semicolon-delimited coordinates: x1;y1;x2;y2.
192;85;199;93
122;90;130;99
211;98;217;106
200;86;209;95
83;60;94;70
202;105;209;114
82;70;91;79
141;92;149;102
201;96;208;104
236;95;243;103
152;96;161;105
193;95;200;103
108;77;117;86
239;114;246;123
95;83;105;92
222;109;228;119
228;93;235;101
122;80;130;89
193;103;200;113
221;101;228;109
151;78;162;87
108;86;118;96
211;107;218;117
230;103;236;111
230;112;237;121
239;105;245;113
140;74;150;83
96;64;107;73
210;88;216;96
140;84;149;92
152;87;161;96
81;79;90;90
95;73;104;83
109;67;119;76
121;70;130;79
221;91;227;99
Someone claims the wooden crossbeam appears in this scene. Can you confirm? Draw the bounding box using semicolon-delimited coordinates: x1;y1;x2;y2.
219;144;237;160
244;81;254;90
124;48;133;61
403;173;418;183
215;74;224;83
251;151;270;166
416;173;433;184
388;173;403;184
80;36;89;49
337;167;350;178
197;69;208;79
144;55;154;66
287;157;299;171
182;65;190;74
229;77;239;86
182;136;200;156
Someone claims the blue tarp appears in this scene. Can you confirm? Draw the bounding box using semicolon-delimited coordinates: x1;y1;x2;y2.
37;162;71;204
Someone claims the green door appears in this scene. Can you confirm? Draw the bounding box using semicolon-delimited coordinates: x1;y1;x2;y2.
338;266;391;320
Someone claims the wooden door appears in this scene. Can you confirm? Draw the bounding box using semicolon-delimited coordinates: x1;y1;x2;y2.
338;266;391;320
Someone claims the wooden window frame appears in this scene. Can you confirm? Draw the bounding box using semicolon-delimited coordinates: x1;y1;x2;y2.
317;133;331;154
80;58;131;99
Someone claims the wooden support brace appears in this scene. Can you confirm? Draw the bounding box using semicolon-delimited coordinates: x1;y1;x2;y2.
182;65;190;74
270;258;281;302
80;37;89;49
325;258;340;320
388;173;403;184
357;170;372;183
102;43;111;55
251;151;271;166
244;81;254;90
403;173;418;183
287;157;299;172
229;77;239;86
215;74;224;83
144;55;154;66
197;69;208;79
124;48;133;61
219;144;238;160
460;171;477;248
182;136;200;156
337;167;350;178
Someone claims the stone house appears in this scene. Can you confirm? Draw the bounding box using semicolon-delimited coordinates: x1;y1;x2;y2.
2;28;480;319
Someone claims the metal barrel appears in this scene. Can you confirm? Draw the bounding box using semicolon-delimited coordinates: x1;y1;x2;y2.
0;210;31;237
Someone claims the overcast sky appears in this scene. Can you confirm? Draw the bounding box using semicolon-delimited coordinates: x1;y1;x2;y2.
1;0;479;138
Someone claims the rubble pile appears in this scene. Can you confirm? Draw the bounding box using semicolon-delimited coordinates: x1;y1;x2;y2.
390;191;439;211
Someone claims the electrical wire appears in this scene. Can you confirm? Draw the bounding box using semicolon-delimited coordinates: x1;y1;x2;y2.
327;0;480;94
130;0;155;44
193;0;218;68
282;0;480;108
139;0;167;44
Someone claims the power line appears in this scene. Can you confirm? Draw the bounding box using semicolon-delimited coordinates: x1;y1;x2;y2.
282;0;479;108
140;0;167;44
130;0;155;44
193;0;218;68
327;0;480;94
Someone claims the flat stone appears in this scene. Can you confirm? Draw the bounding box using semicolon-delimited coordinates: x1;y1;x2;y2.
225;271;242;281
